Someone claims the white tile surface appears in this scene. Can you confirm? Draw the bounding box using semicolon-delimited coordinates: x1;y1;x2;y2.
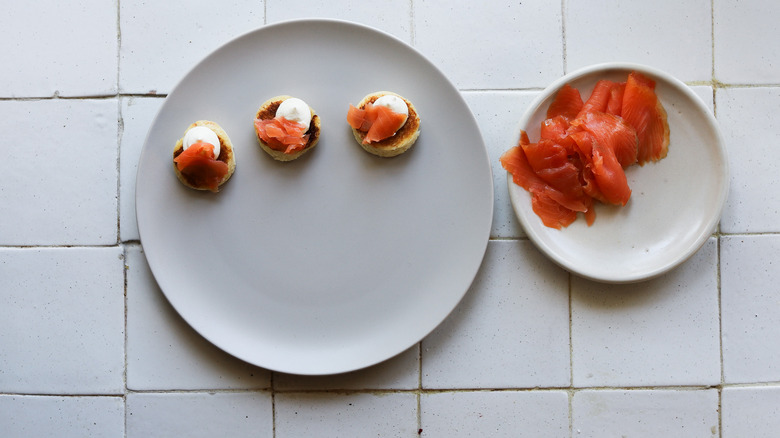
0;1;117;97
572;389;719;437
414;0;562;89
125;244;271;390
714;0;780;84
565;0;712;82
266;0;411;42
420;391;569;437
119;1;262;94
464;91;538;238
721;235;780;383
120;97;165;241
0;395;124;438
0;99;118;246
722;386;780;438
571;238;720;387
4;0;780;434
422;240;570;389
717;87;780;233
0;247;124;394
274;345;419;391
126;392;272;438
275;392;418;437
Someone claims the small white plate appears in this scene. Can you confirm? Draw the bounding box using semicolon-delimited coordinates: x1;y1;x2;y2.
135;19;493;375
507;62;729;283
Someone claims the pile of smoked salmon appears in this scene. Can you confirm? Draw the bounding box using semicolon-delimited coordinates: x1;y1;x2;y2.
500;71;670;229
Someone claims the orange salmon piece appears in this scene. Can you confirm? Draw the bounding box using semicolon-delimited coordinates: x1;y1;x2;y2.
577;80;617;117
347;103;407;144
173;142;228;192
570;111;638;168
546;84;584;120
500;145;578;229
621;71;670;165
255;117;310;154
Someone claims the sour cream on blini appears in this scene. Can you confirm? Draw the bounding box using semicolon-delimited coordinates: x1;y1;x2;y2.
183;126;220;158
373;94;409;125
276;98;312;130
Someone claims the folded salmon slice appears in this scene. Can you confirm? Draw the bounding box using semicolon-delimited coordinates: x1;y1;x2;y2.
577;79;618;117
174;142;229;192
570;111;638;168
546;84;583;120
606;82;626;116
522;139;590;212
500;145;578;229
347;103;407;144
621;71;670;165
255;117;310;154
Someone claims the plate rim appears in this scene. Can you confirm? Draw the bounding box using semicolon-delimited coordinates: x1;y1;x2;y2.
506;61;730;283
135;18;494;374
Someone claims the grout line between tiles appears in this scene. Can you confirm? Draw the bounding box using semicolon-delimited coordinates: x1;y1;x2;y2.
568;270;574;437
121;244;129;438
417;341;423;435
7;382;780;399
409;0;415;46
561;0;567;75
2;82;780;103
270;372;276;438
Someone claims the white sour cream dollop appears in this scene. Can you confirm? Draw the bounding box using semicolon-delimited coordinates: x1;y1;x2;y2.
183;126;220;158
373;94;408;125
276;98;312;130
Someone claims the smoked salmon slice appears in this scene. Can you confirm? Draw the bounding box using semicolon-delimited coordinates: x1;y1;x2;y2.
500;145;578;229
347;103;407;144
254;117;310;154
621;71;670;165
577;80;617;117
174;142;229;192
546;84;583;120
606;82;626;116
569;111;638;168
502;70;669;228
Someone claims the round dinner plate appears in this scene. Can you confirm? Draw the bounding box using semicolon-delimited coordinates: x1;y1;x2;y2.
135;19;493;375
507;62;729;283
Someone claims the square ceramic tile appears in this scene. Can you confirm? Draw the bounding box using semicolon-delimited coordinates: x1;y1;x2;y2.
266;0;411;42
721;235;780;383
463;91;539;238
0;395;124;438
0;0;117;97
120;97;165;241
119;1;262;94
565;0;712;82
0;99;118;245
414;0;562;89
422;240;570;389
572;389;719;437
274;345;419;391
0;247;124;394
421;391;569;437
571;238;720;387
722;386;780;438
717;87;780;233
714;0;780;84
125;244;271;390
275;392;417;437
126;392;272;438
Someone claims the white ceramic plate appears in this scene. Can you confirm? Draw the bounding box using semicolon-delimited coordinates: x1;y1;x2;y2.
136;19;493;375
507;63;729;283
